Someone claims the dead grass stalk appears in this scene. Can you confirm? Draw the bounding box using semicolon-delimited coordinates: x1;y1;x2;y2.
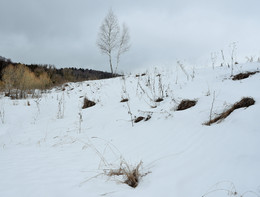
205;97;255;125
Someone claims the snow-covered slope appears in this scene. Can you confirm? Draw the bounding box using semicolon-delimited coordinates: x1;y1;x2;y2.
1;63;260;197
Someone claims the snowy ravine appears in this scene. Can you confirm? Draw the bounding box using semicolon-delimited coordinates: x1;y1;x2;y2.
1;62;260;197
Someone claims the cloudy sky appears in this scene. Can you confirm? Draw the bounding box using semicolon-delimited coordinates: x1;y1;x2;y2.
0;0;260;72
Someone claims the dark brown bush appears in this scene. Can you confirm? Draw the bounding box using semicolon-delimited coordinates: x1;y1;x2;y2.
134;116;145;123
120;98;129;102
145;115;151;121
177;99;197;111
155;98;163;102
82;97;96;109
232;71;259;80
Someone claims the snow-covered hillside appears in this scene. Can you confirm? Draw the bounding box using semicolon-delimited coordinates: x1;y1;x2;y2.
1;62;260;197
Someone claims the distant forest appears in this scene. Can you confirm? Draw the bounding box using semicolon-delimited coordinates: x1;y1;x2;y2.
0;56;113;84
0;56;114;99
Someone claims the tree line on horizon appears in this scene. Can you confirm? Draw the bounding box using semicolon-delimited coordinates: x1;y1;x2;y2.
0;56;114;99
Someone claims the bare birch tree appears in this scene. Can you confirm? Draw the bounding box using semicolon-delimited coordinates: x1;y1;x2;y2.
97;10;130;75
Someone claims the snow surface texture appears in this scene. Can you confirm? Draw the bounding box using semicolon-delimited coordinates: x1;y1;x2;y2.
1;63;260;197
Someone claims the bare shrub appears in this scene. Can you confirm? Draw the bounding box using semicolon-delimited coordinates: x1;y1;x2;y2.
177;61;189;81
57;94;65;119
82;97;96;109
211;52;217;70
205;97;255;125
120;75;134;126
77;138;150;189
136;69;166;107
177;99;197;111
229;42;237;76
106;161;147;188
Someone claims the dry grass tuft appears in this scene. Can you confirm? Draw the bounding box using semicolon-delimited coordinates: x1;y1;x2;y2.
82;97;96;109
205;97;255;125
232;71;259;80
106;161;147;188
177;99;197;111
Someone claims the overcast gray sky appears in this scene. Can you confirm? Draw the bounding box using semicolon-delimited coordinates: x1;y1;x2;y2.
0;0;260;72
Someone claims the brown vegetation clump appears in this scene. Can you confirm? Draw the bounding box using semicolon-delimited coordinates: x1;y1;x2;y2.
82;97;96;109
145;115;151;121
106;161;145;188
205;97;255;125
134;114;152;123
155;98;163;102
135;73;146;77
232;71;259;80
134;116;145;123
120;98;129;102
177;99;197;111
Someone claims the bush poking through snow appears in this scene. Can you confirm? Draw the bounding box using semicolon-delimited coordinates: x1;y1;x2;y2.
232;71;259;80
106;161;146;188
134;115;152;123
205;97;255;125
82;97;96;109
155;98;163;102
145;115;151;121
177;99;197;111
134;116;145;123
120;98;129;103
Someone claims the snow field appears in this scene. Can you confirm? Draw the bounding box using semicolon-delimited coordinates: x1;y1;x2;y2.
0;62;260;197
